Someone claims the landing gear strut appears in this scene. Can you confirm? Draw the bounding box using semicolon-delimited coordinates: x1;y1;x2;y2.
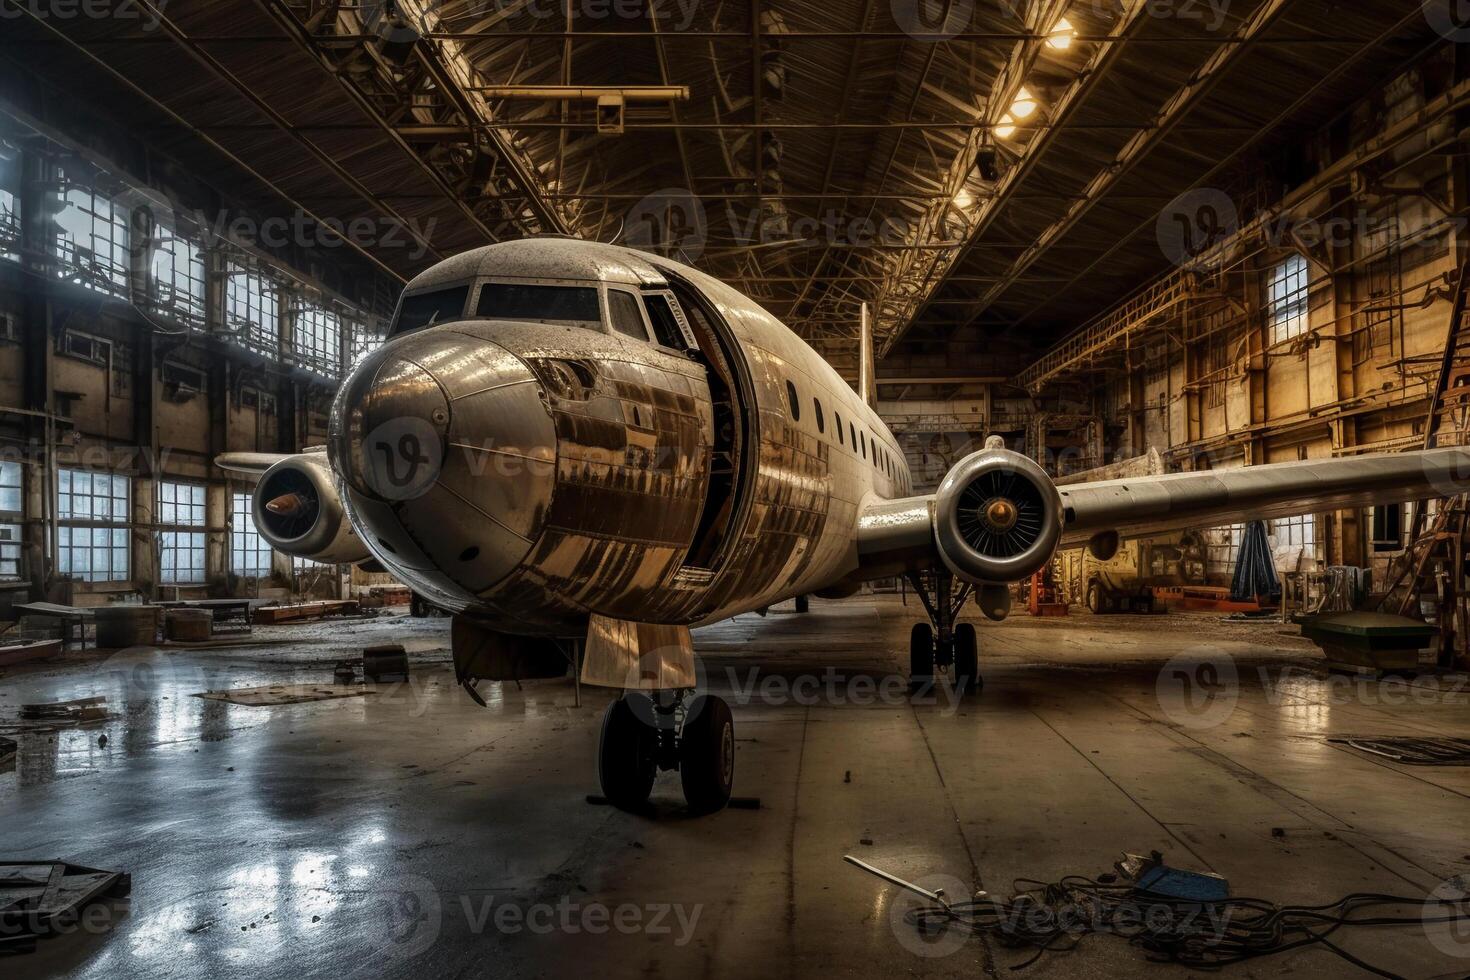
597;691;735;814
905;570;981;694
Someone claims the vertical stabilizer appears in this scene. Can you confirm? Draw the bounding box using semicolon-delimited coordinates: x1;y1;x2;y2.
859;302;876;408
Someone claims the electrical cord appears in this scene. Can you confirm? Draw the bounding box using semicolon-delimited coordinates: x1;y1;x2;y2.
901;874;1470;978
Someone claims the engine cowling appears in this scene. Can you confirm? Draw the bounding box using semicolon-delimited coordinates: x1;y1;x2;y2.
933;448;1063;585
252;454;371;565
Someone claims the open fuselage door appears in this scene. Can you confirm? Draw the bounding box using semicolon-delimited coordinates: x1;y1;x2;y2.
660;272;758;579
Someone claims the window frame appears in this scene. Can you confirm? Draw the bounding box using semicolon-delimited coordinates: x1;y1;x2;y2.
156;480;207;586
1267;253;1310;346
606;287;653;343
56;468;131;583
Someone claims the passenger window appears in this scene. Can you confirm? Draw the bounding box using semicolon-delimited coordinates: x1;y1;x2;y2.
813;398;825;434
850;423;857;449
643;293;690;350
835;412;844;445
860;431;866;459
608;290;651;341
786;381;801;421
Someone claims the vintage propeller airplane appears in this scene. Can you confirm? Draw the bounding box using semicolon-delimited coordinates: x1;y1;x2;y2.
220;238;1470;814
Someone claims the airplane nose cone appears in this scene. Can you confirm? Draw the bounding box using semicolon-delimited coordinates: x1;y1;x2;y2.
331;328;557;597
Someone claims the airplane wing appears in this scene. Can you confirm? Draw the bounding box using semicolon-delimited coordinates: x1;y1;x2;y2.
856;446;1470;582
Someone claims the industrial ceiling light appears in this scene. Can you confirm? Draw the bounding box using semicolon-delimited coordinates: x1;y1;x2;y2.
1045;17;1075;51
993;114;1018;140
954;189;975;209
1010;86;1039;120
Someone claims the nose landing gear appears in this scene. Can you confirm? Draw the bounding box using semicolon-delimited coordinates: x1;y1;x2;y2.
905;570;982;695
597;691;735;814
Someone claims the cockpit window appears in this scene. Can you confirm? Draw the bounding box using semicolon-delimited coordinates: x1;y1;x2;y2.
607;290;651;342
476;283;602;325
393;285;470;334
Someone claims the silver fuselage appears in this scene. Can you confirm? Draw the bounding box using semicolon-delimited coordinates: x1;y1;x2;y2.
328;240;911;636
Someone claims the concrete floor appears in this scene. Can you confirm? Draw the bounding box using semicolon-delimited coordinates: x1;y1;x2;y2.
3;597;1470;979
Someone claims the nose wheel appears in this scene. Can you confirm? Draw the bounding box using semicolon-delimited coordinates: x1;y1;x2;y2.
905;571;983;695
597;691;735;814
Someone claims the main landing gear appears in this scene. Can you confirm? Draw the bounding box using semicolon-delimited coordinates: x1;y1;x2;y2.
905;570;981;694
598;691;735;814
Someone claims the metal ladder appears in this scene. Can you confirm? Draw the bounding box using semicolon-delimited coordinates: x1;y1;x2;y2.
1374;251;1470;668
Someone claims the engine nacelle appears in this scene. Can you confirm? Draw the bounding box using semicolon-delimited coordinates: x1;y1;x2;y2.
933;448;1063;585
252;453;371;565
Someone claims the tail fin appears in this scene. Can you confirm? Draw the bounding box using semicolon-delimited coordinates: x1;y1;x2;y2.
859;302;876;408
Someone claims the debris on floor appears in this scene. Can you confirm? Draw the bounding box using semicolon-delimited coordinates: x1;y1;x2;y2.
362;644;409;682
19;696;109;724
848;850;1470;974
194;684;377;707
0;638;63;667
1328;736;1470;765
253;600;361;626
0;861;132;954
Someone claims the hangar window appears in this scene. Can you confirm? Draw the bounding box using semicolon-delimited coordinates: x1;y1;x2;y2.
226;261;281;357
607;290;652;341
149;224;207;328
1267;253;1310;345
292;302;341;377
813;398;825;434
1270;514;1320;564
0;461;22;581
231;492;272;578
348;321;386;368
395;285;470;334
56;469;130;582
835;412;844;445
0;182;18;264
1372;503;1408;553
53;180;131;299
476;283;601;327
157;481;206;585
785;380;800;421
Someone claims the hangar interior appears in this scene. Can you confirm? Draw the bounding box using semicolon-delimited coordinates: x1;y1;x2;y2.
3;2;1470;978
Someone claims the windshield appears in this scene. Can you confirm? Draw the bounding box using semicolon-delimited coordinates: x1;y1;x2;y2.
476;283;602;327
392;285;470;335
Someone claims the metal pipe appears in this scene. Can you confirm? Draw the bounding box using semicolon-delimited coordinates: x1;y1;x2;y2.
469;85;690;101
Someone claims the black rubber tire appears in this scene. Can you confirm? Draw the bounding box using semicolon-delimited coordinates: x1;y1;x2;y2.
910;622;934;690
795;595;810;613
680;695;735;814
1086;583;1102;615
954;622;980;693
599;694;657;811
